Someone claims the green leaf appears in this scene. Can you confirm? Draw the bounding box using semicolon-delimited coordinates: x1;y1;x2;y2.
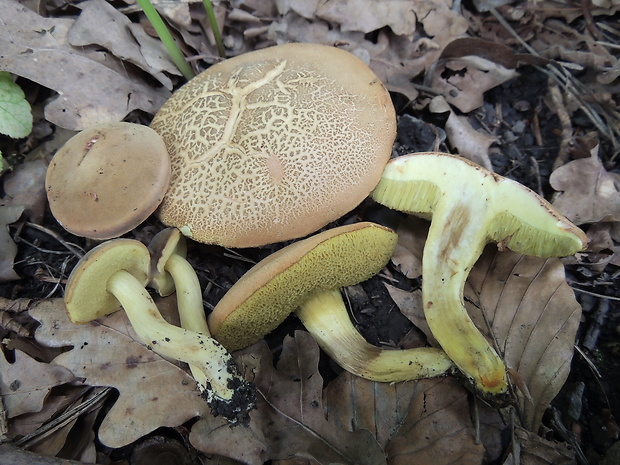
0;72;33;139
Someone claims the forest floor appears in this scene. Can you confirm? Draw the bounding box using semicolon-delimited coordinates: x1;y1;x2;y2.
1;1;620;464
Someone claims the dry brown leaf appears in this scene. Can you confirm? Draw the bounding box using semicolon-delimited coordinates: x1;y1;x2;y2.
0;0;169;130
429;96;496;169
324;373;486;464
190;412;268;465
256;332;385;465
191;332;385;465
68;0;180;90
0;205;23;283
550;153;620;225
430;38;548;112
29;299;212;448
467;249;580;430
314;0;418;37
0;349;74;418
268;0;467;100
502;427;577;465
392;217;581;431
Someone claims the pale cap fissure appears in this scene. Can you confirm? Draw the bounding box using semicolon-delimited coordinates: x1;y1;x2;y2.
46;122;171;240
150;43;396;247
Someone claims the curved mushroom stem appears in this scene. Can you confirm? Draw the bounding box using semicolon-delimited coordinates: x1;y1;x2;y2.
165;253;210;334
163;254;228;395
106;270;253;413
422;195;509;395
296;289;455;382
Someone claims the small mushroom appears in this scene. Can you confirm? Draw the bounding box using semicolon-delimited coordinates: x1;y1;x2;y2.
64;238;254;422
208;222;454;382
45;122;171;240
371;152;588;396
147;228;255;413
150;43;396;247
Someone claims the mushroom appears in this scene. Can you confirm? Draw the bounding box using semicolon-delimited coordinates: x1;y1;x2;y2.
150;43;396;247
64;238;255;422
208;222;455;382
45;122;171;240
371;152;588;396
146;228;255;410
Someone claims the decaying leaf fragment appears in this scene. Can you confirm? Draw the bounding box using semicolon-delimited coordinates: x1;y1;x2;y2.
550;152;620;224
431;38;547;113
0;348;74;418
429;95;496;169
0;205;23;283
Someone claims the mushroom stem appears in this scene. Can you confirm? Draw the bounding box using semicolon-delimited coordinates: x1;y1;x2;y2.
422;195;508;394
106;270;241;403
165;253;210;335
297;289;454;381
162;253;247;405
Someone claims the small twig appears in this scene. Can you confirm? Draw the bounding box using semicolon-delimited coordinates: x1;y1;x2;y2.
22;223;84;259
14;388;112;449
548;80;573;170
583;298;611;351
580;0;602;39
570;286;620;301
222;248;257;265
0;394;8;443
529;156;544;197
574;345;603;379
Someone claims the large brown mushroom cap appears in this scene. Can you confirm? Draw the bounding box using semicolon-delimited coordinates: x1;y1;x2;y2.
45;122;171;240
150;43;396;247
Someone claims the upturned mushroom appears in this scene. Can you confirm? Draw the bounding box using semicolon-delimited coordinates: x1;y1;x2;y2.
208;222;455;382
45;122;171;240
150;43;396;247
64;238;255;422
371;152;588;397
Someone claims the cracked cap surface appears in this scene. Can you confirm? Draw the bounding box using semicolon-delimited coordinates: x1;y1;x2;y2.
150;43;396;247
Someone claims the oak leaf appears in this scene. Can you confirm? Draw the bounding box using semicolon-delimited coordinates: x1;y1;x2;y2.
29;299;212;448
550;153;620;224
0;348;74;418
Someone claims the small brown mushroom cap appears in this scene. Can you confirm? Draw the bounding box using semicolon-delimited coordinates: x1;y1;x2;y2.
65;239;151;324
208;222;398;351
150;43;396;247
46;122;171;240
